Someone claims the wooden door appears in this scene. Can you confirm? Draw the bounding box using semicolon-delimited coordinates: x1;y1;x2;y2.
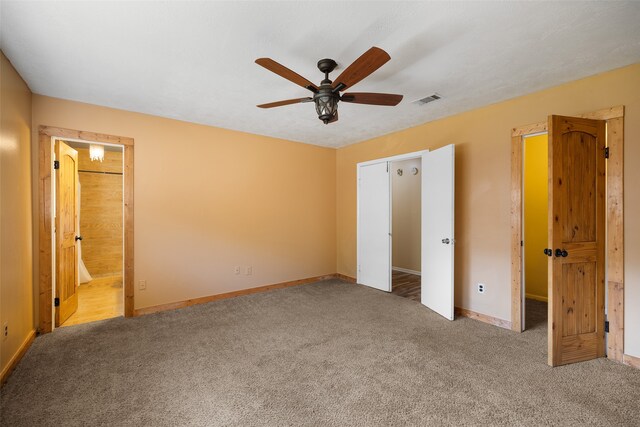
421;145;455;320
357;162;391;292
55;140;79;326
548;115;606;366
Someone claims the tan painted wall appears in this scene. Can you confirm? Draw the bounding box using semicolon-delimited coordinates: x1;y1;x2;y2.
0;52;34;375
523;134;548;301
77;147;123;278
391;158;421;272
336;63;640;358
32;96;337;311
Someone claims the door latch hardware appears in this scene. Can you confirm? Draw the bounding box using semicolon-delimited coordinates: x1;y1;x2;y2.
543;248;552;257
554;248;568;257
442;238;450;244
75;235;83;241
54;298;60;307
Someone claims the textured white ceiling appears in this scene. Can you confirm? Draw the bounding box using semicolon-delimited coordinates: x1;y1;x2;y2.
2;1;640;148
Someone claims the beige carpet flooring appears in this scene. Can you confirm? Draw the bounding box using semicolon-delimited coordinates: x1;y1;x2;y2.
1;280;639;426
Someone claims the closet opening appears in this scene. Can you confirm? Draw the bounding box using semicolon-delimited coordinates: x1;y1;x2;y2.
357;145;455;320
522;133;548;332
391;158;421;302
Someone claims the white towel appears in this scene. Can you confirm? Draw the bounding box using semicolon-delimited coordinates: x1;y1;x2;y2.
77;180;93;284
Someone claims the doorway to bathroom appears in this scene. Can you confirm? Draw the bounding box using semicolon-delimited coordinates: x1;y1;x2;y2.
58;139;124;326
37;125;135;334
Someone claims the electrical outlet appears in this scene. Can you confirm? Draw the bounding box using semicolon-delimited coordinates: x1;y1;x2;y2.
3;322;8;340
234;266;240;275
139;280;147;290
477;283;486;294
245;266;252;276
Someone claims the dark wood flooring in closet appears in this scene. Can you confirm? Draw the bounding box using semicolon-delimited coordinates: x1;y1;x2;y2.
392;270;421;302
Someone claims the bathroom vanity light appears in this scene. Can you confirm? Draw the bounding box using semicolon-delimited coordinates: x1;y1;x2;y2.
89;144;104;162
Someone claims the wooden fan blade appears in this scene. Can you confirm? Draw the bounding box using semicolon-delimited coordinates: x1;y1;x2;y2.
341;93;403;106
328;111;339;123
257;97;313;109
256;58;318;92
331;47;391;91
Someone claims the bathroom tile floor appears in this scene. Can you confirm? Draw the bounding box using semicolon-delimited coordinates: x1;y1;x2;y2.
61;274;124;327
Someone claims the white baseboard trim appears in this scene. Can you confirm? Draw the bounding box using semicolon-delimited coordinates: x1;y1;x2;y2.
392;267;421;276
525;293;548;302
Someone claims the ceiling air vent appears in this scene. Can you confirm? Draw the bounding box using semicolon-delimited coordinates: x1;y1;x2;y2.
414;93;441;105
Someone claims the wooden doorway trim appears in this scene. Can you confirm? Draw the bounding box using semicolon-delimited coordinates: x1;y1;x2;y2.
510;106;624;362
38;126;134;333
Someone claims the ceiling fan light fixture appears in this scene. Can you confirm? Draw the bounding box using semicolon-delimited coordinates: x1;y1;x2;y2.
315;93;338;124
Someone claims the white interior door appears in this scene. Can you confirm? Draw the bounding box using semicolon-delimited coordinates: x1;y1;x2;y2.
357;162;391;292
422;144;455;319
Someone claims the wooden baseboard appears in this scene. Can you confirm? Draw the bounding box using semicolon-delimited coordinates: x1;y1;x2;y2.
623;353;640;369
525;293;548;302
134;274;338;316
455;307;512;330
1;330;36;386
392;267;421;276
336;273;356;283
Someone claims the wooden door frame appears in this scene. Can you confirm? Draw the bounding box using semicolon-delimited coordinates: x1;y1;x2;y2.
38;126;134;333
510;106;624;362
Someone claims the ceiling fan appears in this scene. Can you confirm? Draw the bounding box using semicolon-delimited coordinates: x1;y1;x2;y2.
255;47;403;124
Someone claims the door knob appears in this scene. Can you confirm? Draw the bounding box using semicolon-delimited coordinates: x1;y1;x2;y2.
75;235;83;241
543;248;552;256
442;238;450;244
554;248;568;257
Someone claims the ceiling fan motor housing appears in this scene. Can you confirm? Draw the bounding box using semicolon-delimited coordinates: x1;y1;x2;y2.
314;59;340;124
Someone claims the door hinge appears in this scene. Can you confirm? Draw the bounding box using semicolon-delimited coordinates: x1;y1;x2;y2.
604;147;609;159
53;160;60;170
54;297;60;307
521;240;523;247
604;320;609;333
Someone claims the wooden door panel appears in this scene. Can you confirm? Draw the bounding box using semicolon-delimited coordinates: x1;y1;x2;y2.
60;154;76;234
549;115;605;366
561;335;601;365
55;141;79;326
561;262;596;337
562;242;596;261
58;245;78;322
561;131;597;243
